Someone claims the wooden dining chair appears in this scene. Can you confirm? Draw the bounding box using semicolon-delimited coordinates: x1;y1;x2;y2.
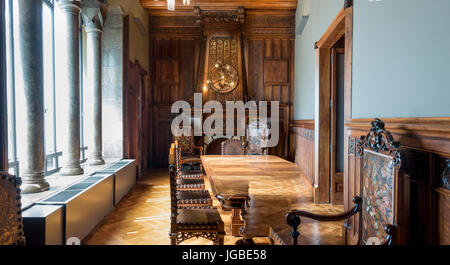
272;119;400;245
174;132;203;170
169;144;211;207
174;141;206;191
0;172;26;245
246;121;269;155
169;165;225;245
221;139;245;155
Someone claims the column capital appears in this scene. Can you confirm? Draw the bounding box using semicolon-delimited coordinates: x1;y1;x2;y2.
81;0;108;32
56;0;82;15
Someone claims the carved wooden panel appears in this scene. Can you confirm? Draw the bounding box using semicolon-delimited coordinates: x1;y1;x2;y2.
247;38;292;104
156;59;179;84
290;122;315;186
264;59;288;84
436;187;449;245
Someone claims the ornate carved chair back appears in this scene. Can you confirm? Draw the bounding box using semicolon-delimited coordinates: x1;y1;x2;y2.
174;134;194;156
221;139;245;155
0;172;25;245
246;121;269;155
357;118;401;245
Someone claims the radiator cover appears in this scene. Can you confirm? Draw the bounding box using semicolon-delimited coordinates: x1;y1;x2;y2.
37;173;114;243
22;204;64;245
98;159;136;205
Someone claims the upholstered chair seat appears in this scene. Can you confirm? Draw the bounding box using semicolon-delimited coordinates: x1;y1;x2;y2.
177;170;203;179
176;207;224;229
177;190;212;207
176;178;205;191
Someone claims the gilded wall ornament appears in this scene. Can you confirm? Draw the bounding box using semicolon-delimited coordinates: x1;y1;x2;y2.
207;61;239;94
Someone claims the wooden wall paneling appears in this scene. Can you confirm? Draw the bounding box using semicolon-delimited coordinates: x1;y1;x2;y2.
147;8;296;166
180;39;195;100
247;39;264;101
290;121;315;186
436;187;450;244
141;0;298;10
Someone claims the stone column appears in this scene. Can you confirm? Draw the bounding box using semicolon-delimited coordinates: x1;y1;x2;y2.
57;0;84;176
82;0;107;165
16;0;49;193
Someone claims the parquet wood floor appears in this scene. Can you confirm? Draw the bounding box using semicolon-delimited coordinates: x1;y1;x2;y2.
83;168;344;245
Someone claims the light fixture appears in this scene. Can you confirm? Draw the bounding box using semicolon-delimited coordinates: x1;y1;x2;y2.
167;0;175;11
183;0;191;5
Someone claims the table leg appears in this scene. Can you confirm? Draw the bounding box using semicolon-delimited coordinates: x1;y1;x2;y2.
230;208;244;236
235;200;256;245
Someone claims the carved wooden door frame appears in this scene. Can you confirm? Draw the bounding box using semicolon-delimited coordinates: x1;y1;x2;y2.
314;1;353;204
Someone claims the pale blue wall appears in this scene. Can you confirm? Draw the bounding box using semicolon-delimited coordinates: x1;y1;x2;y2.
294;0;450;120
294;0;342;120
352;0;450;118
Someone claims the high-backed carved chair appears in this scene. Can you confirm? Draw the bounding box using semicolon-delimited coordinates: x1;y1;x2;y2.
169;165;225;245
205;137;229;155
174;132;203;170
221;139;245;155
0;172;26;245
246;121;269;155
273;119;400;245
169;144;211;207
174;142;206;191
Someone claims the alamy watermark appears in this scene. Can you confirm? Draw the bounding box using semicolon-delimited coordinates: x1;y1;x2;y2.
171;93;280;147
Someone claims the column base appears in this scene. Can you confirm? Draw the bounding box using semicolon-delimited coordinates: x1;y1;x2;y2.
60;166;84;176
21;181;50;194
88;158;105;166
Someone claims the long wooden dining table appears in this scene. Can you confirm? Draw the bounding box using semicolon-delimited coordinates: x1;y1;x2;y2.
201;155;309;244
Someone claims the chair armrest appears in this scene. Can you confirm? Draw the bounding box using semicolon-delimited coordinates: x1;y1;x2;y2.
286;196;362;245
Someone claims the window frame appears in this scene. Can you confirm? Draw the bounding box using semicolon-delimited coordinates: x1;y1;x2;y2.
5;0;87;176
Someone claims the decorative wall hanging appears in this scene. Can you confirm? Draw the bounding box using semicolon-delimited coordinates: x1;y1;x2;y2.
207;61;239;94
204;37;241;102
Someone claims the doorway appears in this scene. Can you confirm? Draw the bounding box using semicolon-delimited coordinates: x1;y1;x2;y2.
314;4;352;205
330;37;345;204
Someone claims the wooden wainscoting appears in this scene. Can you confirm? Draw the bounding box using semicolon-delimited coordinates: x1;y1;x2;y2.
344;117;450;245
290;120;315;187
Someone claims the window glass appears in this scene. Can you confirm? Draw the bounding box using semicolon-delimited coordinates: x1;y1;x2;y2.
4;0;87;176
